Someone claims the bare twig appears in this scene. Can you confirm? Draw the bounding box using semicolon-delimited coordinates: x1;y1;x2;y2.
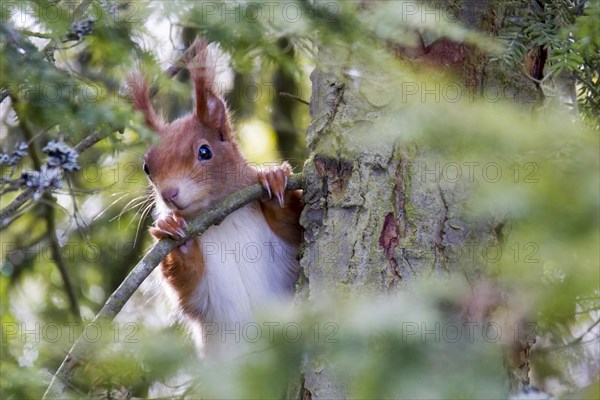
537;318;600;354
73;131;104;153
569;318;600;346
279;92;310;105
21;29;54;39
45;201;82;321
72;0;93;22
165;42;201;78
0;188;36;229
0;132;105;230
42;173;304;399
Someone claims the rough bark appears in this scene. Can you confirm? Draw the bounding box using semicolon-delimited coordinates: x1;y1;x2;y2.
297;1;536;397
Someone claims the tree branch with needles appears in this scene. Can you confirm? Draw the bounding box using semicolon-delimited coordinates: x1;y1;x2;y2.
1;34;203;228
1;37;212;333
4;96;83;321
42;173;305;399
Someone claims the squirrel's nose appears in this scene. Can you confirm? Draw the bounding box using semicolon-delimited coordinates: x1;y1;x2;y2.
161;187;179;202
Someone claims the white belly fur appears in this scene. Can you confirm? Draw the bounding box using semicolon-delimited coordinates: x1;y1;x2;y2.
186;203;298;345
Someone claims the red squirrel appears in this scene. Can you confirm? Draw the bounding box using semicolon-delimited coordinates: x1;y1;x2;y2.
129;39;302;356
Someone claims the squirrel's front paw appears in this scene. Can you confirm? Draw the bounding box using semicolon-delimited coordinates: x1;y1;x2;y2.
258;162;292;208
150;212;187;241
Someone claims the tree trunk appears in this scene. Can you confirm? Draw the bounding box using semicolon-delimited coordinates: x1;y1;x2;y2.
297;1;538;397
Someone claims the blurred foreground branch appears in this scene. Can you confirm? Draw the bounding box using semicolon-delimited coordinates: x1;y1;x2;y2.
42;174;305;399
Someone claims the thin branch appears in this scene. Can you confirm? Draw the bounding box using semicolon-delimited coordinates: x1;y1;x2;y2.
569;317;600;346
279;92;310;105
164;42;201;78
0;23;39;55
21;29;54;39
4;235;47;266
0;132;105;230
0;188;36;229
537;318;600;354
42;0;93;62
9;95;82;320
45;201;81;321
42;173;304;399
73;131;104;153
14;102;43;170
1;30;204;227
72;0;93;22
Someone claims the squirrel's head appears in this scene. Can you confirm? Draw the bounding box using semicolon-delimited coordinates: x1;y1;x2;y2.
129;39;249;217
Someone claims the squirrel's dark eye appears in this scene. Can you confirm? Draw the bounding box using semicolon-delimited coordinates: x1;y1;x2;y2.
143;162;150;175
198;144;212;160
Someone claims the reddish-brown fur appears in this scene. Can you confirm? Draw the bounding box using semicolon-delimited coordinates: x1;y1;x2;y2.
129;74;164;131
161;237;205;316
261;189;303;246
129;38;302;320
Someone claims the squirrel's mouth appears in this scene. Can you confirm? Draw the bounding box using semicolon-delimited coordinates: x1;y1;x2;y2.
169;199;207;216
162;195;202;212
164;198;186;210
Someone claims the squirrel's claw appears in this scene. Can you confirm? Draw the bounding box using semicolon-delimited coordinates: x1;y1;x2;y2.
258;170;272;199
150;227;173;240
151;212;188;241
276;192;285;208
258;162;292;208
173;212;187;229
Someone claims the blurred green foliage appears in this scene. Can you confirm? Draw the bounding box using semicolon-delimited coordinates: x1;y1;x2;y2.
497;0;600;130
1;0;598;399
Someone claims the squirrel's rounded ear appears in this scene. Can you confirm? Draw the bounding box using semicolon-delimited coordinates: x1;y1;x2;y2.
127;73;164;131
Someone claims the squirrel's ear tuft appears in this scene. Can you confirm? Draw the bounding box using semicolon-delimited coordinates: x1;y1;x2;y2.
187;38;232;141
127;73;164;132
